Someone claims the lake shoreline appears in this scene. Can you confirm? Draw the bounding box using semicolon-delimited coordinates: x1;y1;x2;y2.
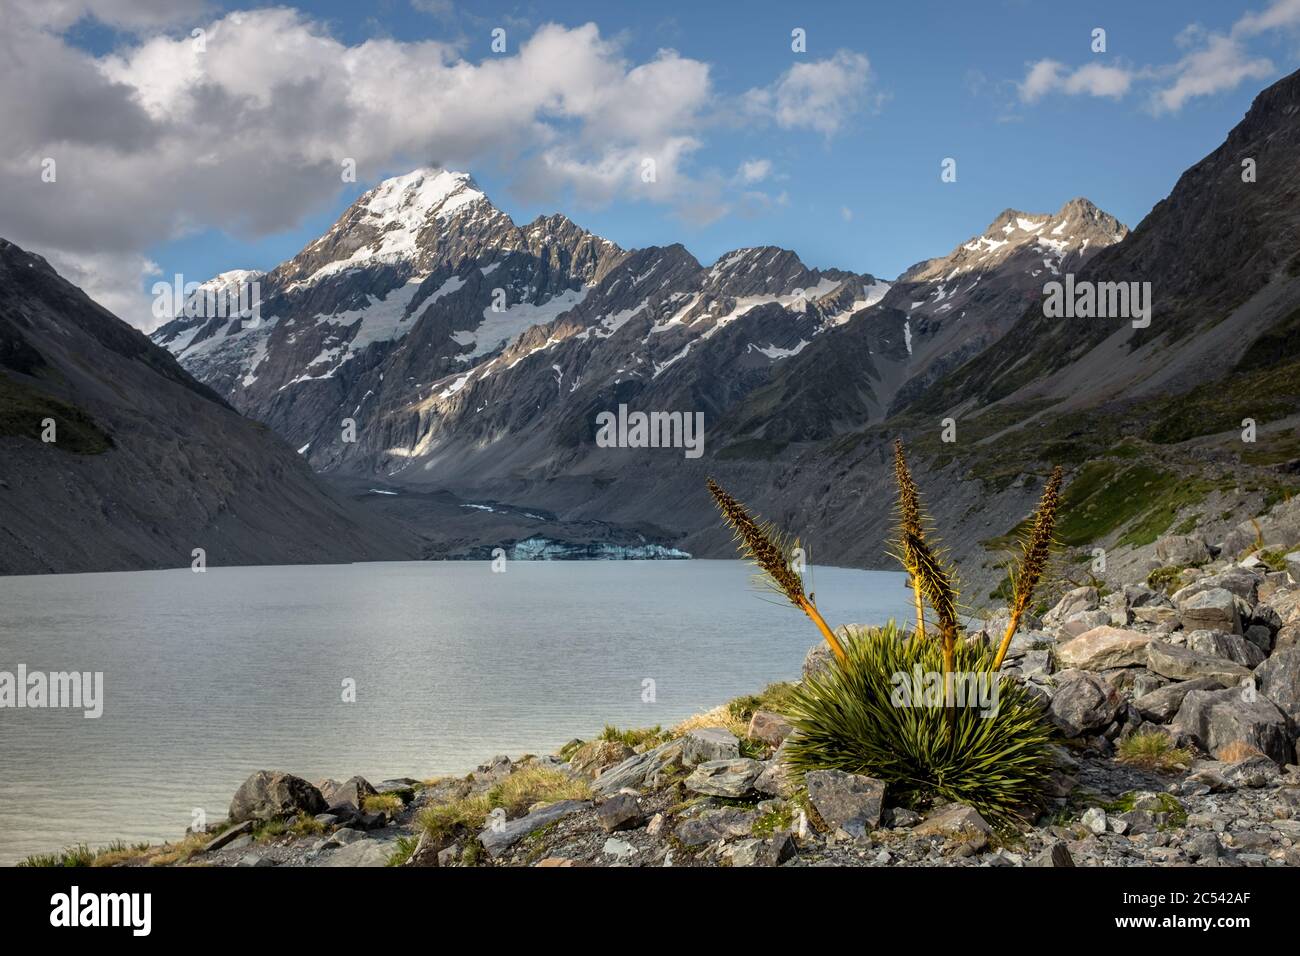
22;531;1300;869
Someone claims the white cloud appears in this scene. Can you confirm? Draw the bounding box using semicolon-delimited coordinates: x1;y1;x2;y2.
745;50;875;136
736;158;772;184
1018;59;1133;102
0;9;878;327
840;206;853;222
1234;0;1300;37
1018;0;1299;113
6;0;209;32
1150;34;1274;113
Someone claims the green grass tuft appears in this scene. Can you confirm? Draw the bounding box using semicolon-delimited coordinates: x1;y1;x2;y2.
1116;731;1193;773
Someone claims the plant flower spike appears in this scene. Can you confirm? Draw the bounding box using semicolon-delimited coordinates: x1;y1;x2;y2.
991;466;1064;671
706;477;846;662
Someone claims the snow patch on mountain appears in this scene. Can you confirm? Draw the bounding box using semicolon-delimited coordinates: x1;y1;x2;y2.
459;288;588;361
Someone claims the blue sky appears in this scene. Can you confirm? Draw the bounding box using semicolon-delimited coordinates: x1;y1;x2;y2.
10;0;1300;322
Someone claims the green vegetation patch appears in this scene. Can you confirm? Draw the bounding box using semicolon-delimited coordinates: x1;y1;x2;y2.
0;373;113;454
726;682;798;723
1145;357;1300;445
599;724;665;748
715;438;789;460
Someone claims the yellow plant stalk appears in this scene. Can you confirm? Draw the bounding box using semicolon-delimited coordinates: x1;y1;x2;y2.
707;478;846;662
991;466;1063;671
892;440;927;642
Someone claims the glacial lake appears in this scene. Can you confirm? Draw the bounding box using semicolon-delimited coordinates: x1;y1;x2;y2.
0;559;910;864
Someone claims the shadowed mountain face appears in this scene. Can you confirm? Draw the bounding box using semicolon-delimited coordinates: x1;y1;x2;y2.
911;67;1300;420
0;239;418;575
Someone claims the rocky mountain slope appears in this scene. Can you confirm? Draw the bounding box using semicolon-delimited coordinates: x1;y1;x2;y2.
151;69;1300;595
0;239;418;575
150;168;1120;571
152;169;889;483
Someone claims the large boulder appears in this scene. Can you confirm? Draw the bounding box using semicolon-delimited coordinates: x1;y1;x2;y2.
1254;648;1300;724
569;740;635;778
1058;610;1113;639
804;770;886;836
590;738;686;795
684;758;764;798
682;727;740;766
229;771;328;823
1134;677;1224;722
1044;587;1099;625
1047;670;1123;737
1125;585;1172;608
1146;642;1253;685
1176;588;1241;634
1171;688;1291;765
1184;630;1265;668
1056;627;1152;670
321;838;393;867
478;800;589;858
320;775;377;813
1173;568;1260;606
1155;534;1210;566
674;807;756;846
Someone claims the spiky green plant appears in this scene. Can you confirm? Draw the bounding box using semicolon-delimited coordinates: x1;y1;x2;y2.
782;622;1056;824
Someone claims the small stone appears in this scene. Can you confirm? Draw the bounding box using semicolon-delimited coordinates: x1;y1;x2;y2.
914;804;993;851
569;739;634;778
436;843;460;867
602;837;638;860
804;769;886;837
478;799;590;859
1081;807;1108;835
721;832;795;867
1254;647;1300;723
1031;841;1074;867
201;819;254;853
1115;810;1157;835
326;827;365;846
321;775;377;813
747;710;793;747
1186;832;1221;862
596;793;643;832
